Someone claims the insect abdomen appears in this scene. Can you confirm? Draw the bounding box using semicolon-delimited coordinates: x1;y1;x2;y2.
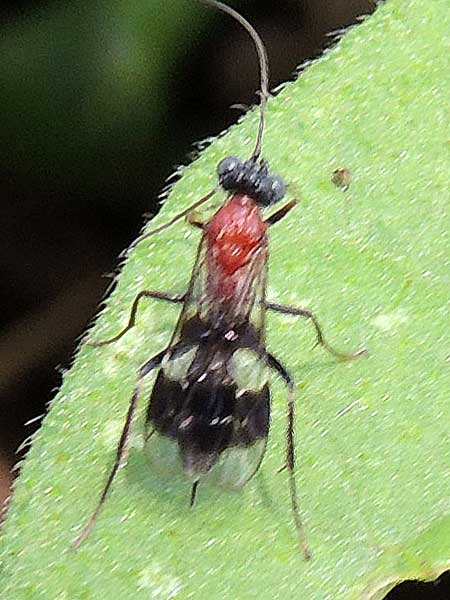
145;371;270;484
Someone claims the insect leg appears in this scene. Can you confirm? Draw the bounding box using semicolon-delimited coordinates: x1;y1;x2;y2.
89;290;185;347
265;351;311;561
265;199;298;226
265;302;367;361
190;480;200;507
73;347;169;548
129;188;217;249
186;212;205;230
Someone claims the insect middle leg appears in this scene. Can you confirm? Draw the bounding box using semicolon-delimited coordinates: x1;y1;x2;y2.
264;200;366;360
89;290;185;347
265;302;367;361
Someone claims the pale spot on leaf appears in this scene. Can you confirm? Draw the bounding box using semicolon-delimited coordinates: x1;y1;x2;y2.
372;308;408;332
137;564;183;598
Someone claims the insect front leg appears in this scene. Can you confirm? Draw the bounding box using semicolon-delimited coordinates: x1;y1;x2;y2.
265;199;298;226
129;188;218;249
265;302;367;361
185;211;206;230
89;290;185;347
73;346;171;548
264;351;311;561
185;195;223;230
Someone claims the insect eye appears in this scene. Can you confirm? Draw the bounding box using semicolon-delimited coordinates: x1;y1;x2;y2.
258;175;286;205
217;156;243;189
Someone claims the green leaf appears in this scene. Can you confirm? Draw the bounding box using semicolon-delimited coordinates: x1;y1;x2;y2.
1;0;449;598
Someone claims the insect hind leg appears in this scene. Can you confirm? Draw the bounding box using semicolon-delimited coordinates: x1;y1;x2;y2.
89;290;184;347
73;346;169;548
265;351;311;561
190;480;200;507
265;302;367;361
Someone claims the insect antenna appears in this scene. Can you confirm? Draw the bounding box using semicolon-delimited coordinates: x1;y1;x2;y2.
129;0;270;249
200;0;269;161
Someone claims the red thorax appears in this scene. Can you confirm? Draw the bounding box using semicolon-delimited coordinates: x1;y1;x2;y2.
205;194;267;301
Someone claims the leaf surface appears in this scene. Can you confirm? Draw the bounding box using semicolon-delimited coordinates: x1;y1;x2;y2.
1;0;449;598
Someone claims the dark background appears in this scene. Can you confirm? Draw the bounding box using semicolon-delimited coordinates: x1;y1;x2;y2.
0;1;446;596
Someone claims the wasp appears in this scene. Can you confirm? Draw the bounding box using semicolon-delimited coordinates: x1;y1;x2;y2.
74;0;366;559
